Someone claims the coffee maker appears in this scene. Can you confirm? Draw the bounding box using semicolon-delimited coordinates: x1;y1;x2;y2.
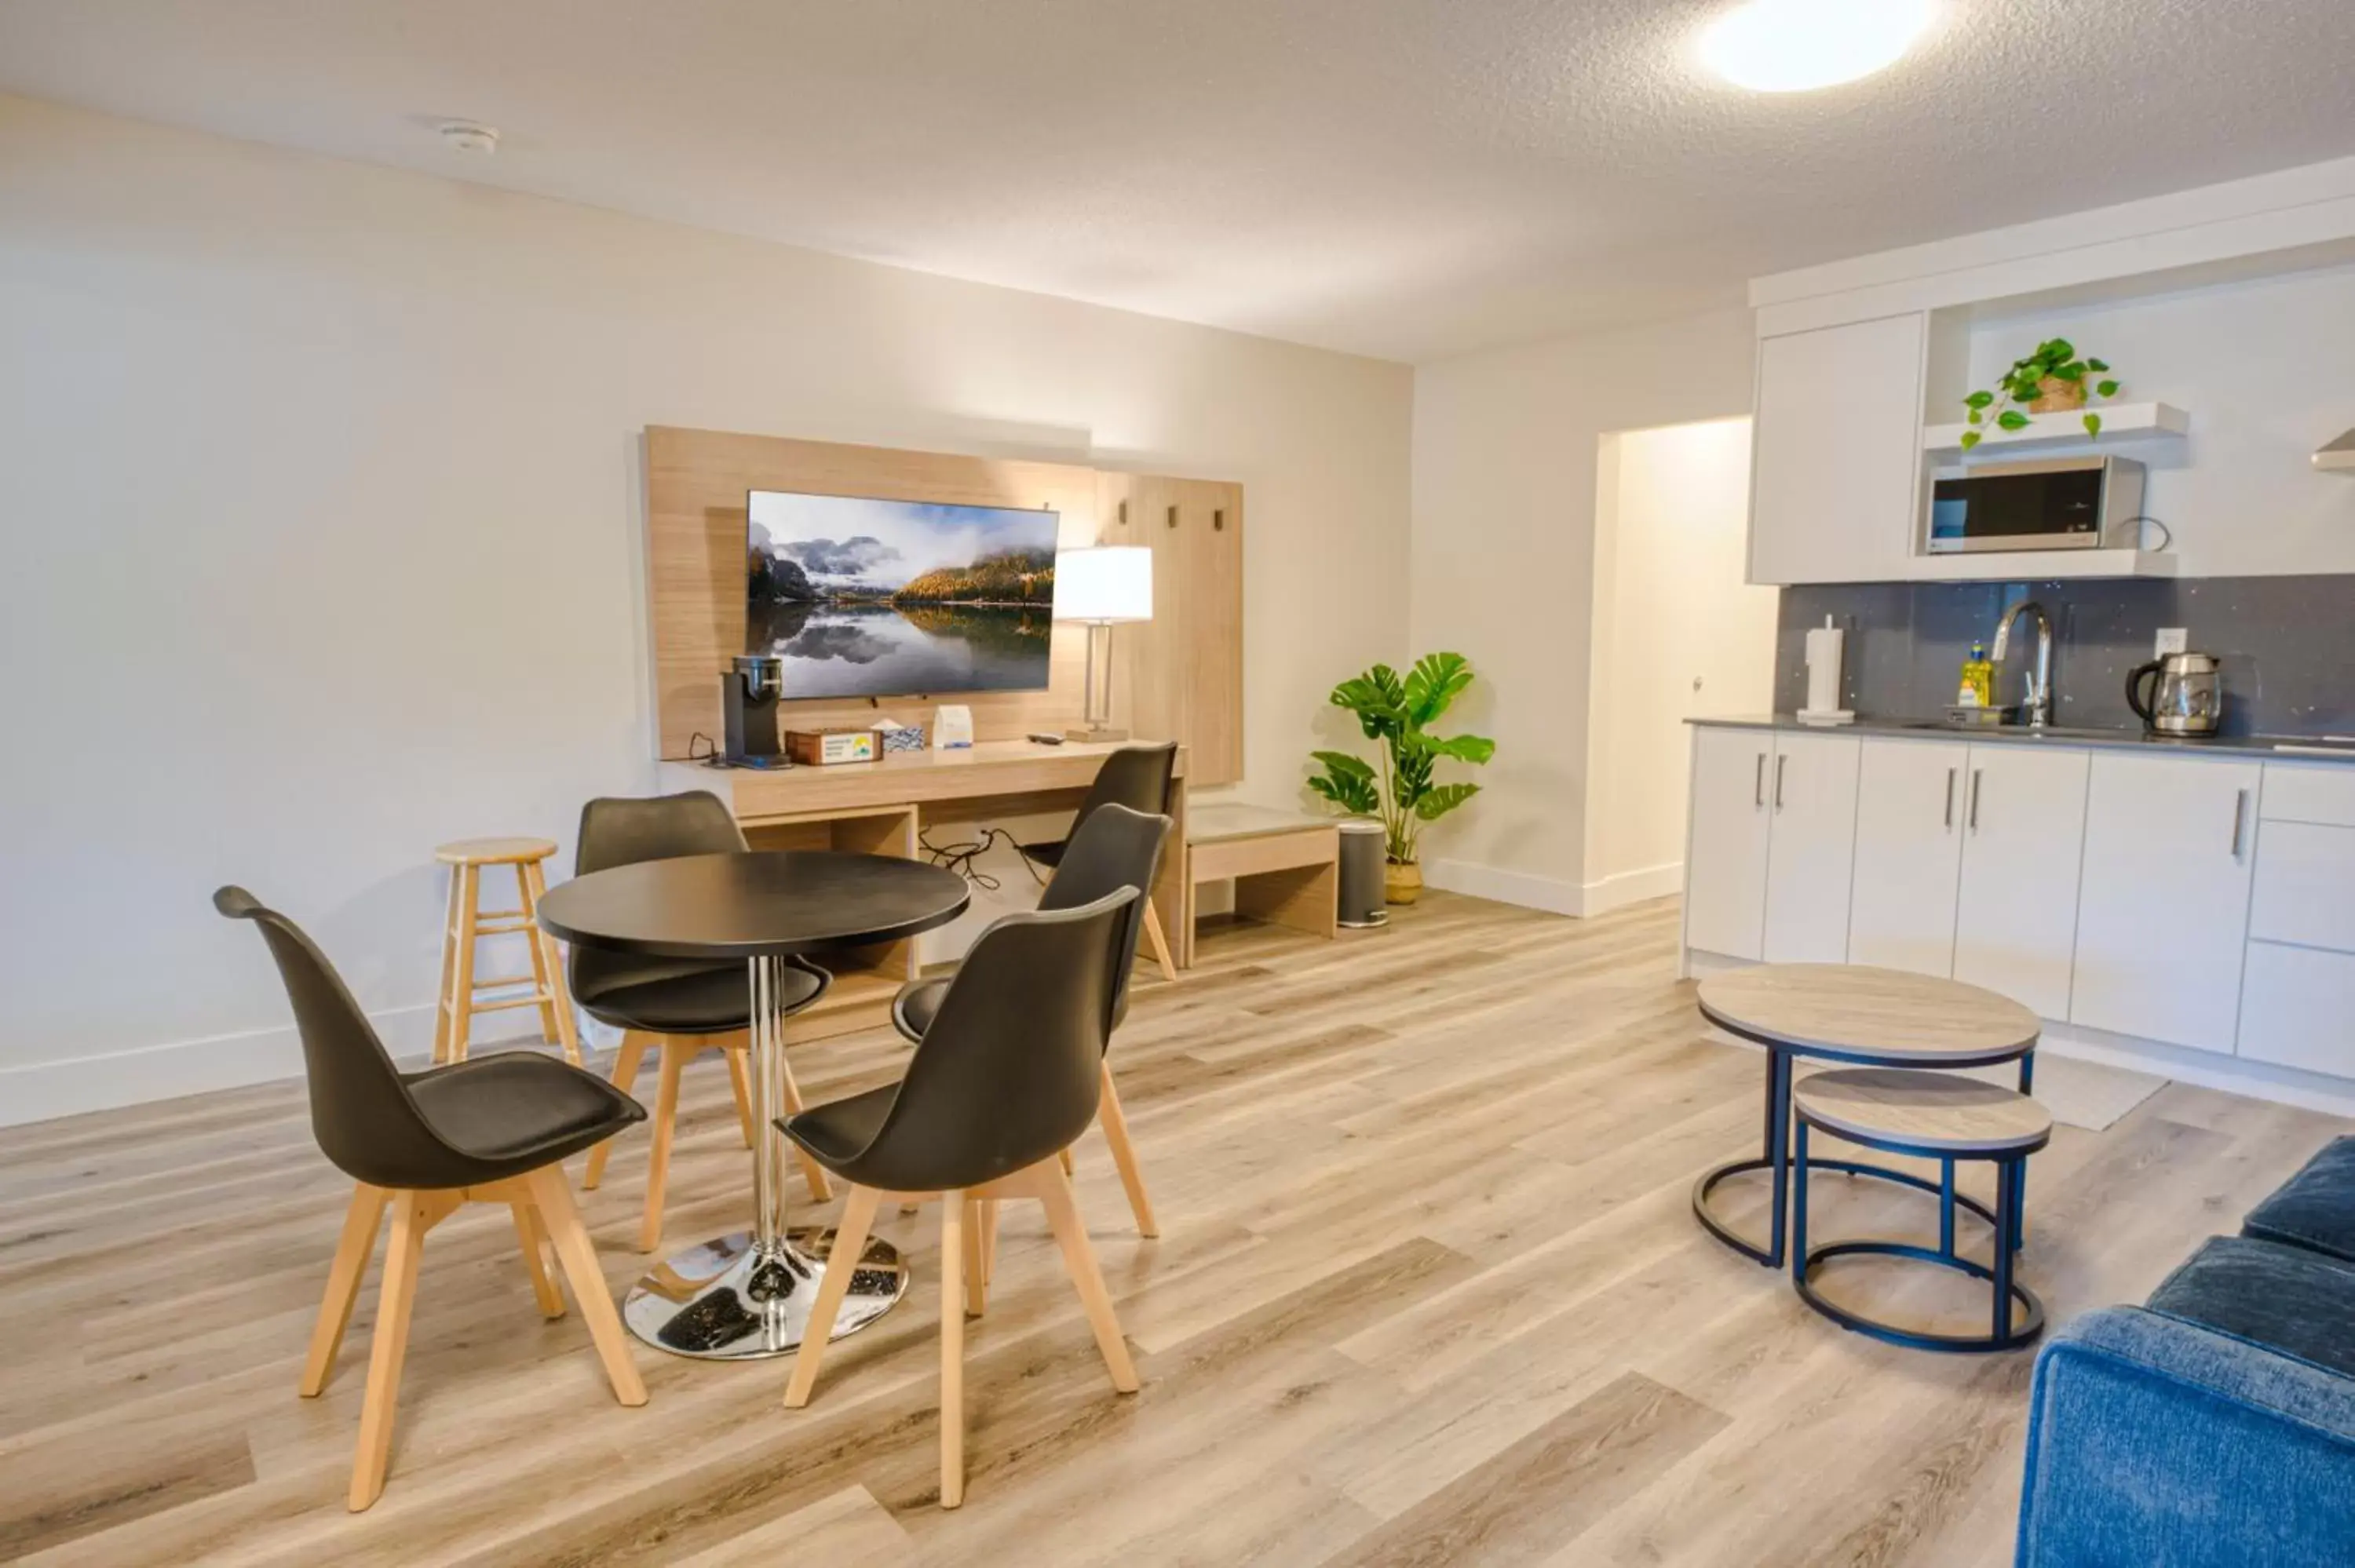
721;655;787;763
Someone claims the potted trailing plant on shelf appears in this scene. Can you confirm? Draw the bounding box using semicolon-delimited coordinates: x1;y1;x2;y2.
1307;652;1495;905
1960;337;2122;450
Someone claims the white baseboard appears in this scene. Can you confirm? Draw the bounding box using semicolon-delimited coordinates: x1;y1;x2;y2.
1581;862;1684;917
1422;858;1682;919
0;1002;593;1130
1421;859;1586;916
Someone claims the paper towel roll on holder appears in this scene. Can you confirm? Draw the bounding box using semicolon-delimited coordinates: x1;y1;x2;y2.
1798;614;1856;727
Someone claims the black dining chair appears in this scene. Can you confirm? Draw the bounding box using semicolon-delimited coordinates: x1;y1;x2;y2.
1018;742;1179;979
779;889;1144;1510
893;803;1170;1241
214;886;648;1512
571;791;835;1250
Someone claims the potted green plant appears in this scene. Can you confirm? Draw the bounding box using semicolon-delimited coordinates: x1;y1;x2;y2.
1960;338;2123;450
1307;652;1495;905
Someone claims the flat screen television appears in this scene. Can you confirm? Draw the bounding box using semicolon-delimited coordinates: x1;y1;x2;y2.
745;490;1059;701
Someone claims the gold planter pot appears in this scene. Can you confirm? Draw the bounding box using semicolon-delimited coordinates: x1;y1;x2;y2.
1384;860;1423;906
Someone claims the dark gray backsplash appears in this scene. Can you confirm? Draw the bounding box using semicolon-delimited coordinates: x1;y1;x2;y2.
1774;575;2355;738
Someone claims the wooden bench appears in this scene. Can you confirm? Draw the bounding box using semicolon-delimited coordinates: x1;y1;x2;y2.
1184;804;1338;965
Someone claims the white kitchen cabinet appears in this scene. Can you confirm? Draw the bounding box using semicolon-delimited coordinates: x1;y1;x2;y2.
1748;314;1926;585
1951;745;2090;1020
1683;726;1775;960
1762;731;1862;964
1846;737;1969;977
2240;943;2355;1078
2070;753;2261;1053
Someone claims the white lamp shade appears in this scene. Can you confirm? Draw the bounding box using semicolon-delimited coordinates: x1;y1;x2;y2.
1053;546;1154;623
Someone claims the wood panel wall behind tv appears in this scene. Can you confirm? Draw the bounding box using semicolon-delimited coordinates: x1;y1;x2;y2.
644;426;1243;784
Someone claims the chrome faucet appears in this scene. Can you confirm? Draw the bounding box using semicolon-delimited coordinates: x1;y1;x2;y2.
1992;599;2056;729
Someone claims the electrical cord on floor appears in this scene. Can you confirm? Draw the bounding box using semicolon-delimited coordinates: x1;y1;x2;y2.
919;825;1029;892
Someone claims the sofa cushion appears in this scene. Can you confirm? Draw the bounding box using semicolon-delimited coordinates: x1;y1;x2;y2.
2243;1136;2355;1266
2146;1235;2355;1381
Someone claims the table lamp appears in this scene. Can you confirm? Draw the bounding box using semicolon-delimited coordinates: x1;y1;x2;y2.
1053;545;1153;742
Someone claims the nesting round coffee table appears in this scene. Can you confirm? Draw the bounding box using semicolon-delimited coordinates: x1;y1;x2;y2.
1692;964;2040;1271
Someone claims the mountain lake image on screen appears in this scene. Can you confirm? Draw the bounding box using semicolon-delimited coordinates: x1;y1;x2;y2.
745;491;1060;700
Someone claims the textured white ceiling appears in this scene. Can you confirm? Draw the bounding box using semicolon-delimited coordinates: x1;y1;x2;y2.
3;0;2353;363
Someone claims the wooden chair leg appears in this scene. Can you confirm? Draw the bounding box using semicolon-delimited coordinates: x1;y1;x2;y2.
1035;1162;1140;1394
584;1033;649;1190
962;1197;989;1318
446;865;480;1065
301;1183;386;1398
1095;1060;1159;1238
520;861;582;1067
776;1049;834;1203
1141;900;1179;983
783;1184;882;1409
511;1202;566;1319
1059;1146;1076;1177
523;1165;648;1407
724;1046;758;1150
349;1191;432;1511
641;1042;685;1253
940;1191;967;1508
433;870;462;1064
980;1199;999;1288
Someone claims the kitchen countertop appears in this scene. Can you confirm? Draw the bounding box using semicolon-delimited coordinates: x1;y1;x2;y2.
1687;714;2355;764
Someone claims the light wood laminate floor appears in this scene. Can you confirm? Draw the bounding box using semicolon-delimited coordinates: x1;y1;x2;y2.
2;892;2345;1566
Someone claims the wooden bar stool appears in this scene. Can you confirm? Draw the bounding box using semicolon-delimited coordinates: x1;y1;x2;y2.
434;837;581;1067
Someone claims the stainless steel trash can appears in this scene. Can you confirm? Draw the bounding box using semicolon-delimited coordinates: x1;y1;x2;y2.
1336;818;1389;928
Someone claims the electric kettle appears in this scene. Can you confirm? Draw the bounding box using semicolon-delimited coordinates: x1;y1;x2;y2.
2126;652;2223;737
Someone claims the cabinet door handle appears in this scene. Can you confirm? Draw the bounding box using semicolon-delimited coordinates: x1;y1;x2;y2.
1944;767;1956;830
1754;752;1766;808
1968;768;1983;833
1773;754;1787;811
2231;788;2249;859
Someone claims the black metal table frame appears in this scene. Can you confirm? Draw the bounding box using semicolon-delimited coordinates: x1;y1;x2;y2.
1790;1114;2050;1353
1691;1004;2035;1271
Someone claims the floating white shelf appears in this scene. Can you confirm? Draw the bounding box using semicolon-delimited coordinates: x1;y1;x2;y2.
1902;549;2178;583
1922;401;2191;456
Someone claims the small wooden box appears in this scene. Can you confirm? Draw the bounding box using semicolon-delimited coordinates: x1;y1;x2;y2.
783;727;879;767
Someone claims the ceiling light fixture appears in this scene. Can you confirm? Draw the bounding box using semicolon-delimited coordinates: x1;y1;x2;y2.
1700;0;1936;93
438;120;500;156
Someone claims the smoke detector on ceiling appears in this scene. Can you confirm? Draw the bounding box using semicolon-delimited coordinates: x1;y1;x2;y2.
437;120;500;156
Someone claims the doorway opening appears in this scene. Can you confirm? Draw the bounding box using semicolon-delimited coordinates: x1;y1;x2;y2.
1584;416;1777;915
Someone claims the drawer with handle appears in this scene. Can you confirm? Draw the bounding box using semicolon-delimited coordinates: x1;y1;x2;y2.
2262;762;2355;828
2250;819;2355;954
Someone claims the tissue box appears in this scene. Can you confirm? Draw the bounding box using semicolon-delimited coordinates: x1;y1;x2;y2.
783;728;878;766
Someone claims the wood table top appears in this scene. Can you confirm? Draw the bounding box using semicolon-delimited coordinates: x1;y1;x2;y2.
1696;964;2039;1065
535;850;969;961
1795;1067;2053;1154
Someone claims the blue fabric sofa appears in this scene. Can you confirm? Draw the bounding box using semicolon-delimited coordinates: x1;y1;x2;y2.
2015;1135;2355;1567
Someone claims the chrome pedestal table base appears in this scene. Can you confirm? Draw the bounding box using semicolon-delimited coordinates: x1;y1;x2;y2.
622;1225;907;1361
621;952;905;1359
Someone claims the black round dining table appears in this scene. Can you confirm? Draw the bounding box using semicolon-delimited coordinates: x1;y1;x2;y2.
538;850;969;1361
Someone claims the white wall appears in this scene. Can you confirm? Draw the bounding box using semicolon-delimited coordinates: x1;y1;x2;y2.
1962;262;2355;578
1407;308;1757;911
1584;418;1774;912
0;93;1411;1123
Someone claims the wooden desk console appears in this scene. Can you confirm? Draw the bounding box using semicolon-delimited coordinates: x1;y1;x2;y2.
1185;804;1338;966
664;740;1190;1040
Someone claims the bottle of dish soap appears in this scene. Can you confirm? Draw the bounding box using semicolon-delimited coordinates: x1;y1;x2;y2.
1957;641;1994;709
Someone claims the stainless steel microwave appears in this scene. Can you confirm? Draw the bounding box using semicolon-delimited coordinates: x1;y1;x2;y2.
1926;455;2145;553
